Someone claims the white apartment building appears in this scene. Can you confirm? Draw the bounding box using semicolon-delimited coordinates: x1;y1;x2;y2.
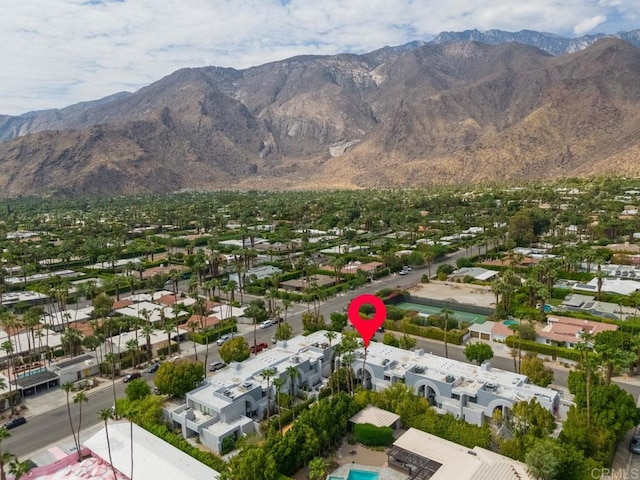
165;331;333;453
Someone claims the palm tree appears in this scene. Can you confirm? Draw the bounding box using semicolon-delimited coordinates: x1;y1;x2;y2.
1;341;16;416
0;427;12;480
282;298;292;325
188;320;199;362
104;352;118;418
308;457;326;480
324;331;337;375
285;366;301;420
441;308;453;359
342;351;356;394
126;339;139;369
261;368;276;422
140;324;155;363
273;377;286;431
62;383;79;457
162;321;175;357
73;391;88;462
7;459;31;480
98;408;119;480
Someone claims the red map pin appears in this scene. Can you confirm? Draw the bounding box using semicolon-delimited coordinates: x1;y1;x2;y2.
347;294;387;347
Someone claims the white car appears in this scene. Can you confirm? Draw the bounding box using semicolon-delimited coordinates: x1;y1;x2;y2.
260;319;274;329
216;333;235;346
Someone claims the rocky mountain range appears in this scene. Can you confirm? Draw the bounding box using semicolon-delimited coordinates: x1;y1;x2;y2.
1;31;640;197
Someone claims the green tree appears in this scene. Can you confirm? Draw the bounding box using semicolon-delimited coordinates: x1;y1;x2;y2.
98;408;119;480
524;438;563;480
274;322;292;342
154;360;204;397
73;391;88;462
62;383;79;457
261;368;276;422
219;336;250;364
125;378;152;401
382;332;399;347
0;427;13;480
245;299;268;355
329;312;348;332
508;210;536;246
520;353;554;387
463;342;494;365
7;459;32;480
307;457;326;480
223;447;277;480
301;311;326;333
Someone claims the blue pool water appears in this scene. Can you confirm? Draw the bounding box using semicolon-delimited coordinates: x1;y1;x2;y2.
348;470;380;480
328;469;380;480
502;320;518;326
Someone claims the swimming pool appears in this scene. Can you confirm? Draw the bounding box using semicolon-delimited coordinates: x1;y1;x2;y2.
328;470;380;480
502;320;518;326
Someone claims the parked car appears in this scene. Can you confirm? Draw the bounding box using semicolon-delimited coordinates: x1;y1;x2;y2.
208;361;226;372
630;435;640;454
123;372;141;383
3;416;26;430
216;333;235;346
250;342;268;354
260;319;274;329
398;270;408;275
147;363;160;374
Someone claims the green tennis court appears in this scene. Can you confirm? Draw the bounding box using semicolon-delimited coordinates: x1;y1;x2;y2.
394;301;488;324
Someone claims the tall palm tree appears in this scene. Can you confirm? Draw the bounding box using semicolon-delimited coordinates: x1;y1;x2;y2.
73;391;88;462
162;321;175;357
125;339;139;369
285;366;301;420
323;331;337;375
98;408;119;479
342;351;356;394
282;298;292;325
272;377;286;431
0;341;15;416
104;352;118;418
261;368;276;422
140;324;155;363
441;308;453;359
62;383;79;457
0;427;12;480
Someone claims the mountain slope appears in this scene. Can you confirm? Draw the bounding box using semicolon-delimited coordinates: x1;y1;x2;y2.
0;38;640;196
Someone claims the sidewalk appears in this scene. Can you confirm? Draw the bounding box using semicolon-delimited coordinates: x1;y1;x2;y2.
22;375;117;419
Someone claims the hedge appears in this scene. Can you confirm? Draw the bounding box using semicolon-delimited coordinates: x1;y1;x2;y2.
354;423;394;446
187;324;237;344
157;343;180;357
505;336;581;362
141;422;227;472
383;320;466;345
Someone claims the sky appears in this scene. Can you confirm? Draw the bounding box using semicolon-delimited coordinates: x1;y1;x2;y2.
1;0;638;116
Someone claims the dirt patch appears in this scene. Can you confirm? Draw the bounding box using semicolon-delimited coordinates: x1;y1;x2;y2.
408;281;495;308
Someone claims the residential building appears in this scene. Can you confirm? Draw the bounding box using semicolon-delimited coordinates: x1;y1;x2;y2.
448;267;498;282
340;261;383;275
82;422;220;480
489;314;617;348
346;337;560;425
388;428;534;480
48;353;99;386
228;265;282;285
164;331;333;453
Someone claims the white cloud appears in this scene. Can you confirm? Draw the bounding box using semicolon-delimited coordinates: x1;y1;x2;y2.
0;0;638;115
573;15;607;35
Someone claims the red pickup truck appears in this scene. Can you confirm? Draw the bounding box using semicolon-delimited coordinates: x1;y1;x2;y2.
250;342;268;354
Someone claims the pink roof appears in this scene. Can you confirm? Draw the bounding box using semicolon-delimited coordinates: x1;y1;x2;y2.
21;450;127;480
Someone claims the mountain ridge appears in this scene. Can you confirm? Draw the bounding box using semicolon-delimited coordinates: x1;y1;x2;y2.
1;34;640;197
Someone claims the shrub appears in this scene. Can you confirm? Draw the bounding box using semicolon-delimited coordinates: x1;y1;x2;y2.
505;336;581;362
383;320;465;345
353;423;394;446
